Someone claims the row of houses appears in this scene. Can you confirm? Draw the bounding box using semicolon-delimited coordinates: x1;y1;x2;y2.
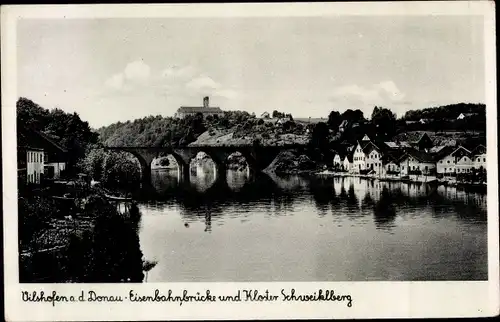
333;134;486;178
18;126;68;184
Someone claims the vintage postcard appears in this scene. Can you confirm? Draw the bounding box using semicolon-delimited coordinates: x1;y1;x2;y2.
2;2;499;320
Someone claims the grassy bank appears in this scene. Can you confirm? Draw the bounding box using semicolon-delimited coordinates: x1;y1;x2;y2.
19;186;149;283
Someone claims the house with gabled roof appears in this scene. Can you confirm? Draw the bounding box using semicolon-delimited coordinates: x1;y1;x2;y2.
343;150;354;172
18;126;68;183
382;150;404;177
399;149;436;176
363;141;384;175
457;112;478;120
452;146;474;174
333;150;345;169
434;145;457;176
352;139;371;173
471;144;486;169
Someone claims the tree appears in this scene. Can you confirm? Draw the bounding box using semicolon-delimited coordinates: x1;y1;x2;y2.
327;111;341;131
272;110;285;118
371;106;396;139
309;122;330;162
341;109;365;123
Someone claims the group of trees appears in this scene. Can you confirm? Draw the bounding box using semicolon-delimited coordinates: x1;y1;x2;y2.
271;110;293;120
78;146;141;190
17;97;99;173
403;103;485;121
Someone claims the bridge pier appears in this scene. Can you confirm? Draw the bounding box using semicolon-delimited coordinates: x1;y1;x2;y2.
177;163;191;182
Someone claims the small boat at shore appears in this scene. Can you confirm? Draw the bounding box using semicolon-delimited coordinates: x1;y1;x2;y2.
104;194;133;201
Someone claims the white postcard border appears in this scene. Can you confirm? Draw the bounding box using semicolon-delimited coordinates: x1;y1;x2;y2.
2;2;499;321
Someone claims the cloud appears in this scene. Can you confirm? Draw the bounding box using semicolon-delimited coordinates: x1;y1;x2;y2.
105;73;124;90
104;62;238;103
105;60;151;91
186;75;220;92
214;89;239;99
123;60;151;83
184;75;239;99
329;81;408;117
331;81;406;105
162;65;196;80
375;81;405;102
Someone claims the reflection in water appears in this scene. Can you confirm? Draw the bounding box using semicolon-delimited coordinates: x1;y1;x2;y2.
139;170;487;282
373;187;397;231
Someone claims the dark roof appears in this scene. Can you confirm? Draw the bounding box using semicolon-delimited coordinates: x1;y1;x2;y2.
177;106;223;113
400;149;435;163
432;145;456;161
346;150;354;162
451;146;472;157
18;126;67;154
382;149;405;164
415;132;432;144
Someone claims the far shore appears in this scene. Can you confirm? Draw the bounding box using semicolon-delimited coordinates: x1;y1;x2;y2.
314;169;487;188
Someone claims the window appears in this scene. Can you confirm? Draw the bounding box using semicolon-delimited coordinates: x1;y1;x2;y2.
477;158;480;162
447;160;450;164
425;166;428;170
440;160;443;164
402;166;404;170
483;158;486;162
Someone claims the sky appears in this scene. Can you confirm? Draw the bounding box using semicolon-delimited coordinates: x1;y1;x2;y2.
17;16;485;128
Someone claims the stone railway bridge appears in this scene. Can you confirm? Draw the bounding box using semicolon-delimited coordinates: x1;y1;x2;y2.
103;143;307;184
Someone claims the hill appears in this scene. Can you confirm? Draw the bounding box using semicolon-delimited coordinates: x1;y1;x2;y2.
97;111;310;147
402;103;485;121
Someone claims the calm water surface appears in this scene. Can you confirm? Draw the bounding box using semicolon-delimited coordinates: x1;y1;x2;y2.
138;167;487;282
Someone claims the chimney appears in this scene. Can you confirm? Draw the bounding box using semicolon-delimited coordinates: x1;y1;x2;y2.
203;96;209;108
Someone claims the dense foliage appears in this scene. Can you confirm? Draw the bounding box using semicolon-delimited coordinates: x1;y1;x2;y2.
17;97;99;171
402;103;485;121
78;146;141;190
19;192;145;283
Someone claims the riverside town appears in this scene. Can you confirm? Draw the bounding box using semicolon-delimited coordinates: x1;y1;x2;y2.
16;16;488;284
17;96;488;283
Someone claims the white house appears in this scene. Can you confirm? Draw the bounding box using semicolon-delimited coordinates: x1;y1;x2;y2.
343;154;352;172
25;147;45;184
352;142;367;173
382;152;402;177
364;143;383;175
453;146;473;174
260;111;270;119
333;152;343;169
383;160;400;176
399;150;436;176
472;145;486;169
457;112;478;120
18;127;68;181
435;146;458;176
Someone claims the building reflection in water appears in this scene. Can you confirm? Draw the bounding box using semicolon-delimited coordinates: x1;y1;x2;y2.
145;170;487;231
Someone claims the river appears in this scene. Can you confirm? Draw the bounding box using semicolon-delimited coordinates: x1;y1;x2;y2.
137;166;488;282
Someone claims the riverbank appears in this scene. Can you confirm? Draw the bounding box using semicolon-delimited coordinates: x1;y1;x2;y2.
315;169;487;188
18;185;152;283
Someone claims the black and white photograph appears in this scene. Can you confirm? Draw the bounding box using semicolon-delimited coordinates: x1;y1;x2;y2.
2;2;499;320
